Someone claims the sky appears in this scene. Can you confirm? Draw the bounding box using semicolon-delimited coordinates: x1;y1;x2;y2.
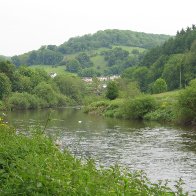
0;0;196;56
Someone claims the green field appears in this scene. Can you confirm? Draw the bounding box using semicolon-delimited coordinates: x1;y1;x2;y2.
152;90;181;104
30;65;75;76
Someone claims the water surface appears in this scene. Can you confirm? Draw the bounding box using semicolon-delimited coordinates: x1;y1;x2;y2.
6;108;196;193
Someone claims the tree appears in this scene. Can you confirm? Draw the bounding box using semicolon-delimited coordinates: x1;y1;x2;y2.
123;66;149;92
54;75;85;103
66;59;81;73
78;67;100;77
76;52;93;68
152;78;167;94
0;61;16;82
33;82;58;107
0;73;11;100
106;81;119;100
177;79;196;124
162;54;185;90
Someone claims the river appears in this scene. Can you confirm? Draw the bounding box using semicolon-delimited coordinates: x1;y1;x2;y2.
5;108;196;193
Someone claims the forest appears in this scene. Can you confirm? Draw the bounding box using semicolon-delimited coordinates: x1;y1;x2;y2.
122;25;196;92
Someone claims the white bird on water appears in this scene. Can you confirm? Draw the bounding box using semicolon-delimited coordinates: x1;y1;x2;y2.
78;121;82;123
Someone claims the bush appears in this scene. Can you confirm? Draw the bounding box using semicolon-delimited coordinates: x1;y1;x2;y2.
144;107;175;121
34;82;58;107
106;81;119;100
8;92;42;109
84;100;109;114
152;78;167;94
54;75;85;104
177;79;196;124
56;94;73;106
124;95;157;119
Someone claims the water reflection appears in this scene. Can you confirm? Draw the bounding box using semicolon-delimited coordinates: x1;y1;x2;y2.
6;108;196;193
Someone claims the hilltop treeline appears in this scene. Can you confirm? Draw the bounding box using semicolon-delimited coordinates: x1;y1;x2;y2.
58;29;170;54
11;29;170;66
122;25;196;92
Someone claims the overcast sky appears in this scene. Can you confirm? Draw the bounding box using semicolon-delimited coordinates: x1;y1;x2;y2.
0;0;195;56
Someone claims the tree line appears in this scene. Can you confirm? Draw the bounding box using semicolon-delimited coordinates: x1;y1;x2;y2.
122;25;196;92
0;61;85;110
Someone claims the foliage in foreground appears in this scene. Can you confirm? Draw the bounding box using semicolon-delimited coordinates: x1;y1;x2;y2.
0;123;188;195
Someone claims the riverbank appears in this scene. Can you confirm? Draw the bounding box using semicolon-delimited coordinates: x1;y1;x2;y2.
84;92;177;121
0;120;189;195
84;83;196;126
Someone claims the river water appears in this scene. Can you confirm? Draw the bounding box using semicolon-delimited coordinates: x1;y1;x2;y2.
5;108;196;193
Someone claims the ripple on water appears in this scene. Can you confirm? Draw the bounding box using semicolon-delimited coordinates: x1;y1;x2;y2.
7;109;196;193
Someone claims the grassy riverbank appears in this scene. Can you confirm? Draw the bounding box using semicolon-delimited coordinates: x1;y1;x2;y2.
84;91;178;120
0;121;188;195
84;80;196;126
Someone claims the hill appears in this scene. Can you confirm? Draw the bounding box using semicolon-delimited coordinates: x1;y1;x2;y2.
0;55;10;61
10;29;170;76
57;29;170;54
11;30;170;74
122;25;196;92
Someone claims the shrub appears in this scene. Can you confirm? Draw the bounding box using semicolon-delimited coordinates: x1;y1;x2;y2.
152;78;167;94
34;82;58;107
124;95;157;119
8;92;41;109
56;94;73;106
144;107;175;121
177;79;196;124
54;75;85;104
83;100;109;114
106;81;119;100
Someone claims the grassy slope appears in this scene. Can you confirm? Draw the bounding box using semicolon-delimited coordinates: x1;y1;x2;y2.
30;65;76;76
90;46;146;74
152;90;181;104
46;45;146;75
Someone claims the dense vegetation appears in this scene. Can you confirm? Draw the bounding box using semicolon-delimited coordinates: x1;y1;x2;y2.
84;77;196;125
57;29;170;54
122;25;196;92
0;61;85;110
0;121;188;195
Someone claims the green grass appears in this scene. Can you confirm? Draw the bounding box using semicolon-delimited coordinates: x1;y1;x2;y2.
152;90;181;104
0;123;188;195
113;45;146;53
30;65;76;76
91;55;108;73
